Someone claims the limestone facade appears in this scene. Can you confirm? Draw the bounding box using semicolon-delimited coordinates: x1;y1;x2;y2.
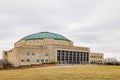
2;37;104;67
90;52;104;64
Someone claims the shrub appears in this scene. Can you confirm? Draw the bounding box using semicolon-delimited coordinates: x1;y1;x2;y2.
43;62;57;64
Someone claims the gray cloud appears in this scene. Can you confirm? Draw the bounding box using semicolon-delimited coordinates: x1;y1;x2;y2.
0;0;120;60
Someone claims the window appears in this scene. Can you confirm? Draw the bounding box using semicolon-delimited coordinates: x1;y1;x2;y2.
32;53;35;56
45;59;48;62
21;59;25;62
45;54;48;56
26;59;30;62
26;52;30;56
5;52;7;55
36;59;40;63
40;54;44;57
21;53;25;56
41;59;44;63
36;53;39;56
32;59;36;63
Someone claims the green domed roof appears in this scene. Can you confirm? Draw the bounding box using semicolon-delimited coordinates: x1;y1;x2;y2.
21;32;70;41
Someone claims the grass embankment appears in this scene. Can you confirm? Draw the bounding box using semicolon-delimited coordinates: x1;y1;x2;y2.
0;65;120;80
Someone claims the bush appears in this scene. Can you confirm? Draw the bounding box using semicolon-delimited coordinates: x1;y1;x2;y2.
105;62;120;65
90;62;103;65
43;62;57;64
2;62;13;69
90;62;97;64
31;64;41;66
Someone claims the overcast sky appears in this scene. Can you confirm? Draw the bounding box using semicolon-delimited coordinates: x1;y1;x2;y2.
0;0;120;60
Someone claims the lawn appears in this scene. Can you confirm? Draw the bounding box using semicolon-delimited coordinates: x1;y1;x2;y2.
0;65;120;80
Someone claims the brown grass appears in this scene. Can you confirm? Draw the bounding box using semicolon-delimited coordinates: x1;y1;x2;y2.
0;65;120;80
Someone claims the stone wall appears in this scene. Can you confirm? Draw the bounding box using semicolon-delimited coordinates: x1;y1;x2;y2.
90;52;104;64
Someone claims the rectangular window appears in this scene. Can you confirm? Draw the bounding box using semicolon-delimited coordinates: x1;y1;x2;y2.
36;59;40;63
21;53;25;56
45;59;48;62
36;53;39;56
41;59;44;63
45;54;48;56
21;59;25;62
26;52;30;56
26;59;30;62
5;52;7;55
32;53;35;56
40;54;44;57
32;59;36;63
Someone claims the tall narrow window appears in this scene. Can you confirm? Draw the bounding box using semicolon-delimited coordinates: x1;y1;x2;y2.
26;52;30;56
36;59;40;63
32;53;35;56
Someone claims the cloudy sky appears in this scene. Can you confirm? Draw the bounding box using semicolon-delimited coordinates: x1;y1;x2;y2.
0;0;120;60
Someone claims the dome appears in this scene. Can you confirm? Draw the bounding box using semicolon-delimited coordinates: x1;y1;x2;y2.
21;32;70;41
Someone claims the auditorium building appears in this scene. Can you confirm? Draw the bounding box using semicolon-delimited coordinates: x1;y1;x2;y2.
2;32;104;67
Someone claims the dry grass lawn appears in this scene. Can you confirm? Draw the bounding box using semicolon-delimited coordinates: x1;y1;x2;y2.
0;65;120;80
